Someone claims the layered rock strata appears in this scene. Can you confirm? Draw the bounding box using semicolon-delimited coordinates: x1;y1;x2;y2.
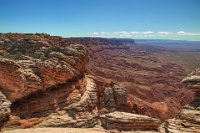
182;68;200;108
36;75;99;128
0;34;88;102
103;83;127;109
100;111;161;131
2;127;107;133
0;91;11;128
0;34;97;129
160;68;200;133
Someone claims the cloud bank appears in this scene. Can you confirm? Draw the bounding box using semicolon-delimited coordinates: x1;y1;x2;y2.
90;31;200;39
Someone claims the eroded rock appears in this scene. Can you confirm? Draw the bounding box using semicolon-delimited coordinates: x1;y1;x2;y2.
100;111;161;131
35;76;99;128
104;84;127;108
0;34;88;102
0;91;11;128
2;127;107;133
160;68;200;133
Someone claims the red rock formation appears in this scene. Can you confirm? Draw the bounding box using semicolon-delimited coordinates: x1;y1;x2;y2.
0;91;11;128
0;34;98;130
100;111;161;131
84;42;193;120
0;34;88;102
1;35;194;132
159;68;200;133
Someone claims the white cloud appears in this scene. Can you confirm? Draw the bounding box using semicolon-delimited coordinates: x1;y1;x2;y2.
114;31;131;35
177;31;200;36
119;34;132;37
141;31;154;35
113;32;119;35
100;32;106;34
120;31;129;34
90;30;200;39
91;31;155;38
158;32;171;35
177;31;185;34
144;34;155;37
130;32;139;34
91;32;99;35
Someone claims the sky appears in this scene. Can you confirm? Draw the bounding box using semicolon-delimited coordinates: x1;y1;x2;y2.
0;0;200;41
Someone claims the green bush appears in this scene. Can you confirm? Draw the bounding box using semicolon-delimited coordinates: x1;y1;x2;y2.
67;109;76;119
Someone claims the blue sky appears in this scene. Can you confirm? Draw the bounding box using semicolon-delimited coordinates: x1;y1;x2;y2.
0;0;200;40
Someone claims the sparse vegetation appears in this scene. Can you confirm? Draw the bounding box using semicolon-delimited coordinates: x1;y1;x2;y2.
44;46;65;57
33;52;45;59
66;109;76;119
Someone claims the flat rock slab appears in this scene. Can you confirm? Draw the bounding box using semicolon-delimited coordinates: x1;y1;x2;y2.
2;128;107;133
100;111;161;131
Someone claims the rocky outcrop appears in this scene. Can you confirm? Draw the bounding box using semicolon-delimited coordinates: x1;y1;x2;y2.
103;83;127;108
0;34;93;129
9;76;86;119
36;76;99;128
160;107;200;133
182;68;200;107
2;127;107;133
100;111;161;131
0;34;88;102
0;91;11;128
160;68;200;133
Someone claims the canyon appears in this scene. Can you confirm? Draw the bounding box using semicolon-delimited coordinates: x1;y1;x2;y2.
65;37;193;120
0;33;199;132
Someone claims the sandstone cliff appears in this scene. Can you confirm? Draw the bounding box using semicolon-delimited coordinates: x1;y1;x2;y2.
0;34;163;133
159;68;200;133
0;92;11;128
0;33;88;102
4;34;199;133
0;34;99;129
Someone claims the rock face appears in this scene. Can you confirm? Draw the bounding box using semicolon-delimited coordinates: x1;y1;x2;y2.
36;76;99;128
0;34;98;129
0;91;11;128
0;33;88;102
182;68;200;107
100;111;161;131
160;68;200;133
10;76;86;119
2;128;107;133
104;83;127;108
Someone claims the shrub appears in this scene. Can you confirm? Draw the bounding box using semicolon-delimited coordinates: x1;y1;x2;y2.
44;46;65;57
67;109;76;119
33;52;44;59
